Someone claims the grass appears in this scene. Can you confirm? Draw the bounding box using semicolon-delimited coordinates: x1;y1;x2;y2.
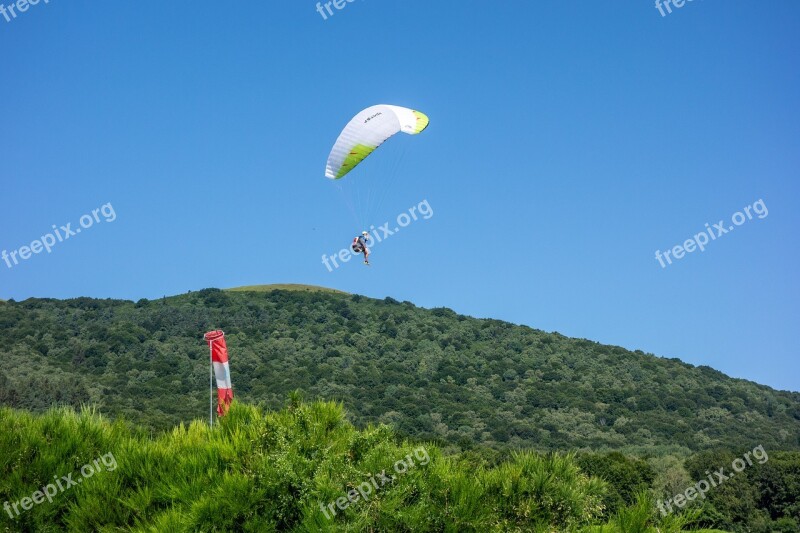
226;284;349;295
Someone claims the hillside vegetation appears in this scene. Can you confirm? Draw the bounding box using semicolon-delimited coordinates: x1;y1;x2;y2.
0;400;709;532
0;288;797;457
1;289;799;531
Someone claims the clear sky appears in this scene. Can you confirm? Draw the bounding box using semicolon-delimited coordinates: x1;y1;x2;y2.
2;1;798;391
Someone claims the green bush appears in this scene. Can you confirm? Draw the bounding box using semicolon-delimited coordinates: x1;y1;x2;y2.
0;401;608;532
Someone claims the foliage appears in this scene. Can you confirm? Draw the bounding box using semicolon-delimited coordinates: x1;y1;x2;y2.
0;288;797;460
2;400;609;532
1;288;799;530
682;449;800;532
577;452;655;516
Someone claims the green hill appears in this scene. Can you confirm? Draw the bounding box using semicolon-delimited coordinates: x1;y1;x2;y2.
0;287;798;457
2;288;799;531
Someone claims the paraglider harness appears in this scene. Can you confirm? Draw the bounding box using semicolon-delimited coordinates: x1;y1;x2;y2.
352;235;368;254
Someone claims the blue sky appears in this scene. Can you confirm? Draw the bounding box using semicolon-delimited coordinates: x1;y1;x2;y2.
2;1;798;391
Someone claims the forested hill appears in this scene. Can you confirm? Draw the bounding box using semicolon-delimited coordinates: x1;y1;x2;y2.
1;286;798;455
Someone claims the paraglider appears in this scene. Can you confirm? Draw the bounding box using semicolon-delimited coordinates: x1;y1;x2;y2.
351;231;371;265
325;104;429;265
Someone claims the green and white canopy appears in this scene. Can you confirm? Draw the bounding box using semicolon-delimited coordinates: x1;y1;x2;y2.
325;105;429;180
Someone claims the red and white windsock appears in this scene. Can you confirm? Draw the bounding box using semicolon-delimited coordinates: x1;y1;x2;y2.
204;330;234;416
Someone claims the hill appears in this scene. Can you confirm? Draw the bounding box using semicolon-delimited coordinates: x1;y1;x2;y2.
0;288;798;458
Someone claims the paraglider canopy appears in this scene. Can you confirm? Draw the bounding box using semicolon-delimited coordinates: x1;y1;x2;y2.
325;105;429;180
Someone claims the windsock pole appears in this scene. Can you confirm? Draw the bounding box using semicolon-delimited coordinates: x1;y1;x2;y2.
209;340;214;428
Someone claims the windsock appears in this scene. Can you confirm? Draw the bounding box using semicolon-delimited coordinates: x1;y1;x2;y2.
204;330;233;416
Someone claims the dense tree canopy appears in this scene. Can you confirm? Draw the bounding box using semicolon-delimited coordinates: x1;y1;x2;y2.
1;288;797;456
1;287;798;531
